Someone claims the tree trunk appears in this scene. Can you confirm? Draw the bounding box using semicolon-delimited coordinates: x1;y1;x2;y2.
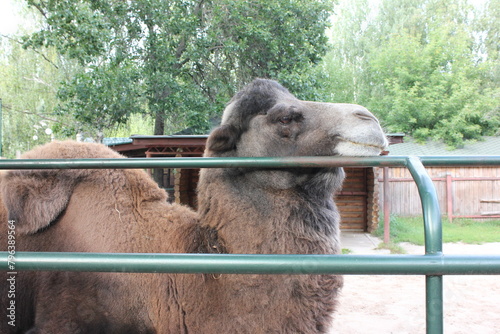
153;110;165;188
154;110;165;136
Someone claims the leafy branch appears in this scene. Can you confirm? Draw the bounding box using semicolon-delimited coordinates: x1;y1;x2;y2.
1;34;59;69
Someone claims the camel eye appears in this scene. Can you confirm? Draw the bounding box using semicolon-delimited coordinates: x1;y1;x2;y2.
279;116;292;124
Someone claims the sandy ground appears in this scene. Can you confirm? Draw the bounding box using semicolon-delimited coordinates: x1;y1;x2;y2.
330;238;500;334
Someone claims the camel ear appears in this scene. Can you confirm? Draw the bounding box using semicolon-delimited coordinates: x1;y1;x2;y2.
2;171;75;235
206;124;240;153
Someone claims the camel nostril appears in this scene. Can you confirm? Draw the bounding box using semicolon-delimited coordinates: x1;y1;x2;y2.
354;110;378;122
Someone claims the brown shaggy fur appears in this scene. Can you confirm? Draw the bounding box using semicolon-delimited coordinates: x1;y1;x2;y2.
0;142;200;333
0;79;387;333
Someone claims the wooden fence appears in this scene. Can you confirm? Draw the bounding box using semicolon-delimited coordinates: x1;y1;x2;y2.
379;166;500;221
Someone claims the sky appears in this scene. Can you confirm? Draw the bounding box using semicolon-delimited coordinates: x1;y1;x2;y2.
0;0;22;35
0;0;490;36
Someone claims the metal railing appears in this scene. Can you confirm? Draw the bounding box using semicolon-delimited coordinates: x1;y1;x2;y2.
1;155;500;334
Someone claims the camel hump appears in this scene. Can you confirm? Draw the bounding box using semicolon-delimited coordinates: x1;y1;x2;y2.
2;141;128;235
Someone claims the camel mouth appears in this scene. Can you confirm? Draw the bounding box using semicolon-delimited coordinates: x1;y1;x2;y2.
335;138;388;156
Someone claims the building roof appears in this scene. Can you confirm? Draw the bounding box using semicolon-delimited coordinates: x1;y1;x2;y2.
106;135;208;157
102;137;133;146
388;136;500;156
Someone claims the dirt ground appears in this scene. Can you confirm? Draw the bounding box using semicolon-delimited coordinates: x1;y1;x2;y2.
330;241;500;334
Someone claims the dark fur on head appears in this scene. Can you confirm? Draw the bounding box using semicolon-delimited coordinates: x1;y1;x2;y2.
207;79;292;153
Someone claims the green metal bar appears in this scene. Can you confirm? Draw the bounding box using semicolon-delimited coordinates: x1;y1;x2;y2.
405;157;443;255
426;275;443;334
0;156;408;170
1;155;499;170
405;156;443;334
2;252;500;275
420;156;500;167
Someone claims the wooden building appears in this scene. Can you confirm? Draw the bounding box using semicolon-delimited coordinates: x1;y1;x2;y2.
109;134;403;231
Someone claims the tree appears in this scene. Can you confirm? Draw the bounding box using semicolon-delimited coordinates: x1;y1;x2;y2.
54;60;144;141
315;0;372;103
0;33;77;157
368;0;499;147
476;0;500;93
23;0;335;139
320;0;499;148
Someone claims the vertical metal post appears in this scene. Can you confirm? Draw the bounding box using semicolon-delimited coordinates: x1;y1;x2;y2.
383;167;390;243
426;275;444;334
406;156;443;334
146;151;153;176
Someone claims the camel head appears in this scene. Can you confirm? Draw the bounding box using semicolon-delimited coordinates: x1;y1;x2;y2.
205;78;388;158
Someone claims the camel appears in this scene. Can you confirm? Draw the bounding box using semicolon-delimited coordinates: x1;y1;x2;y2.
0;79;387;333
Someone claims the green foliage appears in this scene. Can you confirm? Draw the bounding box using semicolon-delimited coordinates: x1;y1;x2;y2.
55;60;144;139
20;0;335;138
375;215;500;245
106;114;154;138
23;1;112;64
320;0;500;148
0;35;77;157
204;0;332;81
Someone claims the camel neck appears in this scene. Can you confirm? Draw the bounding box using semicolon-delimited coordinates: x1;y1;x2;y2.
197;169;340;255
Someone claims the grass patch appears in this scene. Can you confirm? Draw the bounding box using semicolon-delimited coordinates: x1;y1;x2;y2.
341;248;353;254
375;242;407;254
374;215;500;245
